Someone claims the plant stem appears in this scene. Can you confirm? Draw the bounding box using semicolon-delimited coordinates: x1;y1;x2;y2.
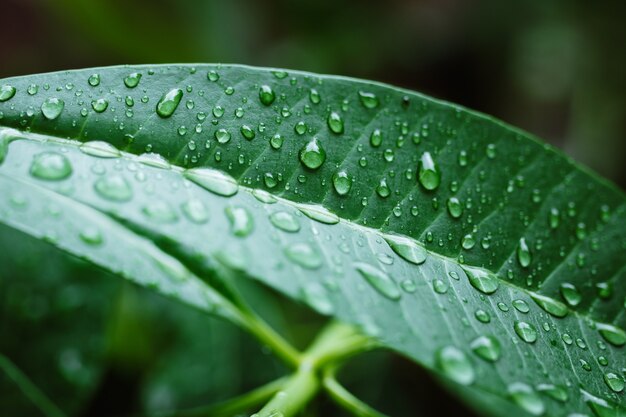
172;376;288;417
322;365;389;417
253;365;320;417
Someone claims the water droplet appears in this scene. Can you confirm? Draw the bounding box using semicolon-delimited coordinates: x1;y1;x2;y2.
536;383;567;403
548;208;560;229
0;85;16;102
269;211;300;233
512;299;530;313
370;129;383;147
27;84;38;95
508;383;544;416
240;124;255;140
475;309;491;323
124;72;142;88
156;88;183;118
285;243;322;270
332;171;352;196
225;206;253;237
559;283;581;307
530;293;568;318
270;134;283;149
184;168;238;197
435;346;475;385
137;153;170;169
376;178;390;198
385;235;426;265
462;265;498;294
358;91;379;109
94;175;132;202
252;189;277;204
143;201;179;223
309;88;321;104
298;204;339;224
354;262;400;300
87;74;100;87
517;237;532;268
461;234;476;250
603;372;624;393
470;335;501;362
90;98;108;113
75;225;103;248
514;321;538;343
207;70;219;82
80;141;121;158
433;279;448;294
299;138;326;170
597;323;626;347
259;85;275;106
29;152;72;181
41;98;65;120
327;111;344;134
447;197;463;218
181;199;209;224
418;152;440;191
401;279;416;293
301;283;333;314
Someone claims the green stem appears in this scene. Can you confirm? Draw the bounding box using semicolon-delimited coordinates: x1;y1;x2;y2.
322;365;389;417
253;366;320;417
0;353;67;417
173;376;288;417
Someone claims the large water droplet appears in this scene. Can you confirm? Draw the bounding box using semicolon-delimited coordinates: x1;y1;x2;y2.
517;237;532;268
94;175;132;202
156;88;183;118
80;141;121;158
370;129;383;147
418;152;440;191
298;204;339;224
124;72;142;88
597;323;626;347
225;206;254;237
332;170;352;196
184;168;238;197
0;85;16;102
435;346;475;385
299;138;326;170
79;226;103;246
462;265;498;294
269;211;300;233
514;321;538;343
285;243;322;270
559;283;581;307
91;98;109;113
259;85;275;106
376;178;390;198
354;262;400;300
41;98;65;120
30;152;72;181
470;335;501;362
530;293;568;318
603;372;625;393
447;197;463;218
384;235;426;265
181;199;209;224
327;111;344;134
508;383;544;416
358;91;379;109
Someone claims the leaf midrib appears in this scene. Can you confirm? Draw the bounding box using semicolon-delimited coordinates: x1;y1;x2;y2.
3;127;623;336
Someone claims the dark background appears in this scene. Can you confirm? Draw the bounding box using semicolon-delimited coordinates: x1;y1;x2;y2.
2;0;625;188
0;1;624;416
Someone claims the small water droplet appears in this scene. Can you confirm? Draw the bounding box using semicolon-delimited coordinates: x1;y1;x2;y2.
370;129;383;147
90;98;108;113
87;74;100;87
207;70;219;82
358;91;379;109
418;152;440;191
80;141;121;158
225;206;254;237
597;323;626;347
514;321;538;343
309;88;321;104
240;124;256;140
41;98;65;120
332;171;352;196
327;111;344;134
435;346;475;385
142;201;179;223
559;283;581;307
447;197;463;218
0;85;16;102
517;237;532;268
299;138;326;170
124;72;142;88
94;175;132;202
30;152;72;181
536;383;567;403
603;372;625;393
530;293;568;318
376;178;390;198
512;299;530;313
298;204;339;224
184;168;238;197
285;243;322;270
475;309;491;323
433;279;448;294
79;226;103;246
354;262;400;300
181;199;209;224
156;88;183;118
270;134;283;149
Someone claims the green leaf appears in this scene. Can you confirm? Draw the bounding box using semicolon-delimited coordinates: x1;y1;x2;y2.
0;65;624;416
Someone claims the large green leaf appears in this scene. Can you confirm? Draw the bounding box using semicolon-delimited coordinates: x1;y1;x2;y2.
0;65;624;416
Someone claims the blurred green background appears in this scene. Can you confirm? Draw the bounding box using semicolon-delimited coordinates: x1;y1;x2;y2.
0;1;624;416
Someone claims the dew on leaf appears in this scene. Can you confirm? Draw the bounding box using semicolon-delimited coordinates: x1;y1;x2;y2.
79;227;103;246
184;168;239;197
418;152;440;191
225;206;254;237
384;235;427;265
299;138;326;170
215;128;231;144
87;74;100;87
514;321;538;343
475;309;491;323
370;129;383;147
354;262;400;301
507;383;544;416
30;152;72;181
124;72;142;88
433;279;448;294
270;134;283;149
447;197;463;218
80;141;121;158
240;124;255;140
41;98;65;120
259;85;275;106
603;372;625;393
517;237;532;268
536;383;568;403
376;178;390;198
512;299;530;313
559;283;582;307
94;175;132;202
327;111;344;134
462;265;498;294
156;88;183;118
530;292;568;318
596;323;626;347
181;199;209;224
470;335;501;362
358;91;379;109
269;211;301;233
0;85;16;102
332;171;352;196
301;283;333;315
298;204;339;224
142;201;179;224
285;243;322;270
435;346;475;386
